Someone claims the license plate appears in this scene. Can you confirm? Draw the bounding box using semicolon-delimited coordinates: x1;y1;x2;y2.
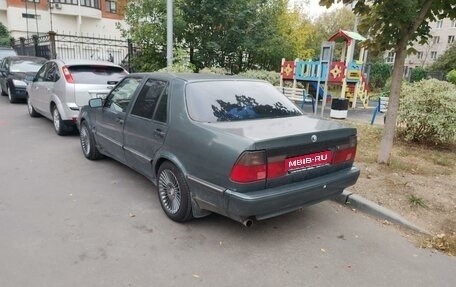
285;150;332;171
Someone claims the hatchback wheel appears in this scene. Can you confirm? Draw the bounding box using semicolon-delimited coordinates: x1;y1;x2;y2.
27;96;40;117
157;162;193;222
80;121;104;160
8;86;17;103
52;106;71;135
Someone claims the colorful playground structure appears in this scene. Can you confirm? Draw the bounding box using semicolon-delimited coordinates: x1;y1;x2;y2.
279;30;370;109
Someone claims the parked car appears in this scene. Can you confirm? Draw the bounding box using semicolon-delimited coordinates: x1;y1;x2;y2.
0;47;17;62
27;59;128;135
78;73;360;226
0;56;46;103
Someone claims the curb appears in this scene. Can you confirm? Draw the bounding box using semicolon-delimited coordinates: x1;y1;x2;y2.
333;190;429;234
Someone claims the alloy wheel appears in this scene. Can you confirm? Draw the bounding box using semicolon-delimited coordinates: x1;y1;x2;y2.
158;169;182;214
80;125;91;156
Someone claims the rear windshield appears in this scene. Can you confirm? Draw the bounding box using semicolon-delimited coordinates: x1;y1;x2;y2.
186;80;302;122
68;65;127;84
11;58;46;73
0;49;17;59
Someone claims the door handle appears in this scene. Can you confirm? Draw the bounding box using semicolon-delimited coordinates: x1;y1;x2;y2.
115;117;124;125
153;129;165;138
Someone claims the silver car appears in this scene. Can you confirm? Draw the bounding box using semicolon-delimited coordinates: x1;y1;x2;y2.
27;59;128;135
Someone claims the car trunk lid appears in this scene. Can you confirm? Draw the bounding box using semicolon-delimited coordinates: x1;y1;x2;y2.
203;116;357;187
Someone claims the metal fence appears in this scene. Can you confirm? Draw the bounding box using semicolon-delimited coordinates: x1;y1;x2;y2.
12;31;132;70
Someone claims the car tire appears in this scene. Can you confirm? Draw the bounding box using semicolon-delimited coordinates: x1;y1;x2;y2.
7;86;17;103
27;96;40;117
79;121;104;160
157;162;193;222
52;105;71;136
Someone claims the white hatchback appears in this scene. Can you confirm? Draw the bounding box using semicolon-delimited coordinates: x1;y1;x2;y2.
27;59;128;135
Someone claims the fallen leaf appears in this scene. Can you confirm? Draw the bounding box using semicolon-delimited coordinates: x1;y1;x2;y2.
129;212;136;218
193;274;200;279
320;248;326;253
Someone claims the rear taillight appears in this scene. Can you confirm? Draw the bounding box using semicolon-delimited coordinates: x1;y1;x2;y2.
62;66;74;83
332;136;357;164
230;151;286;183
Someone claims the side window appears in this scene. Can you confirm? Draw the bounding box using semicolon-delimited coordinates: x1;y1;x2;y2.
45;64;60;82
34;64;48;82
130;79;167;119
4;59;10;71
104;77;142;113
153;86;168;123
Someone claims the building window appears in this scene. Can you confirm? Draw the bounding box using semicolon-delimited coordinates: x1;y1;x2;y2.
386;52;395;63
80;0;100;9
25;0;40;3
436;20;443;28
22;13;41;19
452;21;456;28
417;52;423;59
430;51;437;60
449;35;455;44
432;36;440;44
53;0;79;5
106;0;117;13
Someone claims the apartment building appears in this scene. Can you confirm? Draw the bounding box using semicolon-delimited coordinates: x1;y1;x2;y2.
385;18;456;72
0;0;127;39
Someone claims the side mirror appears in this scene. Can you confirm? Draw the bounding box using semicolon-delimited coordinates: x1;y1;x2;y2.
89;98;103;108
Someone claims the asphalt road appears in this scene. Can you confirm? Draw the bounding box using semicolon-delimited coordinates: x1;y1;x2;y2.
0;97;454;287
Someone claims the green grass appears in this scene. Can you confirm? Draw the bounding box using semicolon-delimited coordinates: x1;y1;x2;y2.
406;194;427;208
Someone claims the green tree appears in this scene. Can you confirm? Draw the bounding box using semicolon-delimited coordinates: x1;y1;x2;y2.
308;6;355;59
429;43;456;74
116;0;187;71
0;22;11;46
447;69;456;85
321;0;456;164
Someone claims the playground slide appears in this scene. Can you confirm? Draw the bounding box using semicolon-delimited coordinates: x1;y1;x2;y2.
309;82;326;100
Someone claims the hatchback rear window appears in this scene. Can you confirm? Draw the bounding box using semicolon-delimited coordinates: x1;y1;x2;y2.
186;80;302;122
68;65;127;84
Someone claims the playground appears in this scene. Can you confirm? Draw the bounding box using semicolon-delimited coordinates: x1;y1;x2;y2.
279;30;372;119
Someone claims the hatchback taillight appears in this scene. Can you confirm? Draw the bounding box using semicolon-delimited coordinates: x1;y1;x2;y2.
62;66;74;83
230;151;287;183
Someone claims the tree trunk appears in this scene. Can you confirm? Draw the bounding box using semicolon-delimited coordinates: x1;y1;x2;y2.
377;46;407;164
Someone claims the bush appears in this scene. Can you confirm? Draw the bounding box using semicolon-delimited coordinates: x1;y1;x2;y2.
238;70;280;86
410;67;427;83
447;69;456;85
368;62;392;91
398;79;456;145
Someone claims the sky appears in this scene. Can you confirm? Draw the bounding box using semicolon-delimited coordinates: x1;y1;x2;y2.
290;0;345;18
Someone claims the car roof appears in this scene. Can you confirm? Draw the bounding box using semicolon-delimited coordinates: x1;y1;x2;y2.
128;72;264;83
4;55;45;61
53;59;123;67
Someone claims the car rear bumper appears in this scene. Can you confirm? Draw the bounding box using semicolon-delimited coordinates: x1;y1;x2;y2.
224;167;360;221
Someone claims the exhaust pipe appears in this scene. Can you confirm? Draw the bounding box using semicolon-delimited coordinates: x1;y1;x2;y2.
242;219;253;227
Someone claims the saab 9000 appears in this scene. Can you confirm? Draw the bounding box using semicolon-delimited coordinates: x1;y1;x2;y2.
78;73;360;226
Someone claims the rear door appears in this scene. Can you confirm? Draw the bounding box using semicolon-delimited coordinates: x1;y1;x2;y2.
29;62;53;116
93;76;143;163
123;78;169;179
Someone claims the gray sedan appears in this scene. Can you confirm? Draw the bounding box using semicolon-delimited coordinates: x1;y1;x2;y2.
78;73;360;226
